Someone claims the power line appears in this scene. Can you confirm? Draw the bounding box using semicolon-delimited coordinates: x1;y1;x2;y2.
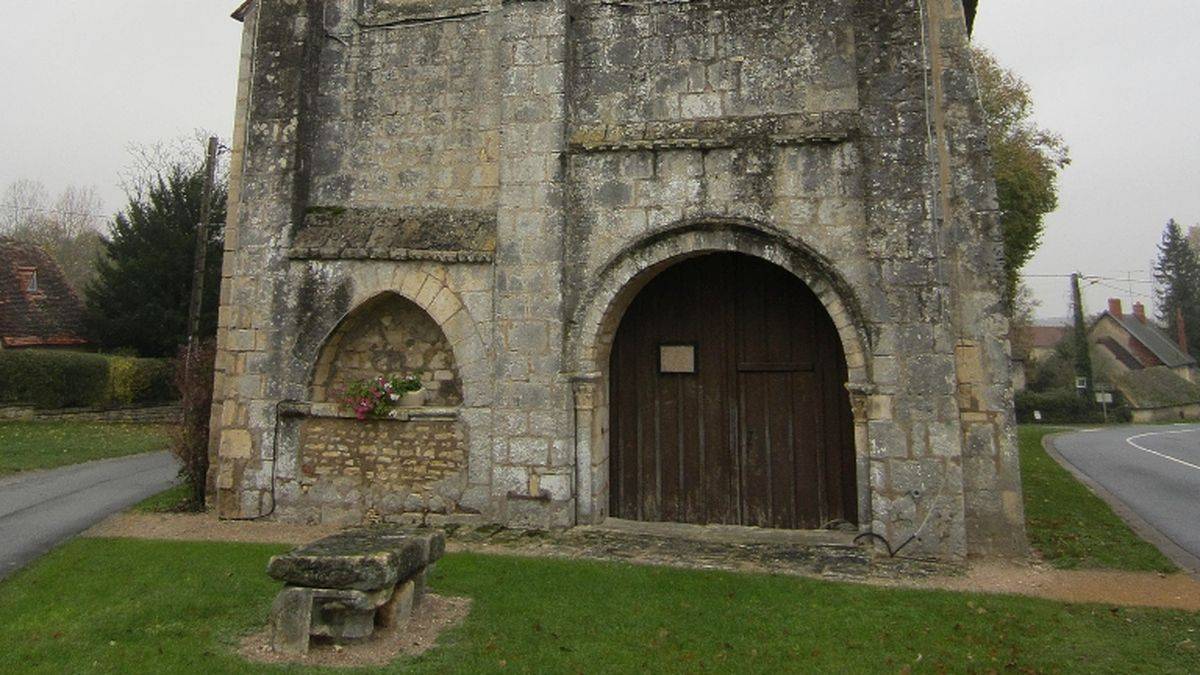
1023;272;1156;285
1088;279;1157;302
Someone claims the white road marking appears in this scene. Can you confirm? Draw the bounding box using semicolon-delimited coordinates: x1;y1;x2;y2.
1124;428;1200;472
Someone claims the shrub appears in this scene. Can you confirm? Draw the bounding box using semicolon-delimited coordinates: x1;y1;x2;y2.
0;349;177;410
0;350;111;409
1016;388;1131;425
1027;353;1076;393
107;356;175;406
171;340;216;509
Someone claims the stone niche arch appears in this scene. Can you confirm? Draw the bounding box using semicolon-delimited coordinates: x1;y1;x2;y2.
567;220;874;529
310;292;464;406
294;291;474;524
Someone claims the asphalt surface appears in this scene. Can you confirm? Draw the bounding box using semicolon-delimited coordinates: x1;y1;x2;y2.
0;452;178;580
1052;424;1200;566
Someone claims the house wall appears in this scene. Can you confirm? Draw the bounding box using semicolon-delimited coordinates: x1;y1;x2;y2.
1131;404;1200;424
210;0;1026;561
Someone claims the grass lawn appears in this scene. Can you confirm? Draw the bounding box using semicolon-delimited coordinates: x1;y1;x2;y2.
0;421;172;476
132;482;193;513
1018;426;1178;573
0;539;1196;674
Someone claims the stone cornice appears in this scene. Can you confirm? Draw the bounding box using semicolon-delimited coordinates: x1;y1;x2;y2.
568;111;859;153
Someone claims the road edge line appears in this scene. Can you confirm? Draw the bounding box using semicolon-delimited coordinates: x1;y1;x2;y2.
1042;431;1200;580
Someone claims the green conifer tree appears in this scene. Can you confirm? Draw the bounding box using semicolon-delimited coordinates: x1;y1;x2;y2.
85;163;226;357
1154;219;1200;358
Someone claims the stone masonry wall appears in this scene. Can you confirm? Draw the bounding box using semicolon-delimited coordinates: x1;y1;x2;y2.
846;0;972;558
210;1;499;524
307;0;501;211
212;0;1025;560
923;0;1027;557
562;0;978;558
488;0;576;527
293;417;468;524
570;0;856;125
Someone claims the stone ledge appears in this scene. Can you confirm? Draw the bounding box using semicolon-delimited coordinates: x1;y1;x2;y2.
569;111;860;153
290;207;496;264
357;0;490;28
290;247;495;264
279;401;460;423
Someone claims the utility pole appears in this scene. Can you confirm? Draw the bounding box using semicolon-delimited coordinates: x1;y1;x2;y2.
186;136;221;349
1070;273;1094;398
181;137;220;508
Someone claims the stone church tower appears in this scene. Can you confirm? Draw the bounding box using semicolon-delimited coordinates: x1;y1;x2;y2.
211;0;1024;560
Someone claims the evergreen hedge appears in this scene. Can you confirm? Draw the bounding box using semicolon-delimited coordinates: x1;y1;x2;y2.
0;350;177;410
1015;389;1131;425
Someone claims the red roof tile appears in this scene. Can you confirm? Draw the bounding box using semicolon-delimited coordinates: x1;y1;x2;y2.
0;238;89;349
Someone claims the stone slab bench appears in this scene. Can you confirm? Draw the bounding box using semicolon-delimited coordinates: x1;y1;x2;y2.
266;526;445;655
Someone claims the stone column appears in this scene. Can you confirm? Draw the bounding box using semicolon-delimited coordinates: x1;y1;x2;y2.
571;375;602;524
846;384;875;531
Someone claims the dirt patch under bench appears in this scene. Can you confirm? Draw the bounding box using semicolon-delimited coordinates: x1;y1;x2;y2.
239;594;471;668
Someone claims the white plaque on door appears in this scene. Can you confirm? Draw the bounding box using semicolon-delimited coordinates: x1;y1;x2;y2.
659;344;696;374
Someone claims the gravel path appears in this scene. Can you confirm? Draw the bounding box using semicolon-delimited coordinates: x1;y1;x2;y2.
84;512;1200;611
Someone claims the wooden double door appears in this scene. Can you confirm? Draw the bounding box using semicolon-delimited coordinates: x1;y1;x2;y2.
609;253;857;530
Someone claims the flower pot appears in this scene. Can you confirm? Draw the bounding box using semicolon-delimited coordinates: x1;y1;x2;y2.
399;388;427;407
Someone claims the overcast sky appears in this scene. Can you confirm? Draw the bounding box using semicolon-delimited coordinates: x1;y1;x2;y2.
1;1;1196;320
975;1;1200;319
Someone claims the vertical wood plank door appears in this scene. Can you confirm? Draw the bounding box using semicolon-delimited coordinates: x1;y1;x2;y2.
609;253;857;529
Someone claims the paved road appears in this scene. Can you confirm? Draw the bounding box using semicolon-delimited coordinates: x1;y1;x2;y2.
0;452;179;580
1051;425;1200;569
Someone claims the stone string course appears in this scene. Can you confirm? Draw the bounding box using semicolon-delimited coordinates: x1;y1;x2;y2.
210;0;1025;562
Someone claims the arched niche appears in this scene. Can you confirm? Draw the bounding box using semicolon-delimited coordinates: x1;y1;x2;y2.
310;292;464;407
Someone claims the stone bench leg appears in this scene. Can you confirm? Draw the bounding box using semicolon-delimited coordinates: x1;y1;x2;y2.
310;587;394;641
270;587;314;656
376;579;415;630
412;563;436;608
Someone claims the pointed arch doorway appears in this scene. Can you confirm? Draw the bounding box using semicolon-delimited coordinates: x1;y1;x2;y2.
608;252;857;530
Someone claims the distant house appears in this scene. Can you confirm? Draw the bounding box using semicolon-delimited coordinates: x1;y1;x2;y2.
1090;298;1200;421
1011;323;1069;392
1026;325;1070;363
1091;299;1196;381
0;238;89;350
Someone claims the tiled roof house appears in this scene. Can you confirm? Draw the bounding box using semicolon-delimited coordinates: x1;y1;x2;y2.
1090;298;1200;421
1091;299;1196;379
0;238;89;350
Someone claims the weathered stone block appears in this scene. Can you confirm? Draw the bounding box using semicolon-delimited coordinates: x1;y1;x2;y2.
309;586;394;640
270;586;314;656
267;528;427;591
375;580;415;631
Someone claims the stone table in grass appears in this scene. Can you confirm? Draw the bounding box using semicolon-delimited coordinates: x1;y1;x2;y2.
266;525;445;655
